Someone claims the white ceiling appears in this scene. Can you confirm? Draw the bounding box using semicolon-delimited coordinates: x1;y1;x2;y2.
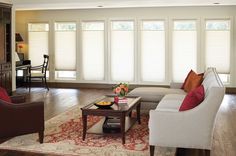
12;0;236;10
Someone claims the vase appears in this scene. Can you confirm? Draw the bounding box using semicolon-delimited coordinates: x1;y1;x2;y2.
114;96;128;104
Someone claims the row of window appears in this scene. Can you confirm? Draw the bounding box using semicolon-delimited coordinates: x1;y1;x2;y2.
28;19;231;83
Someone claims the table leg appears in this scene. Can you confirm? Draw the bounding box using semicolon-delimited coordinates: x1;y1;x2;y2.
82;114;87;141
120;114;126;144
129;110;132;117
136;102;141;124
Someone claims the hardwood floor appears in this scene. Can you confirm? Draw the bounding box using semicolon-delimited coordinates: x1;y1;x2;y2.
0;87;236;156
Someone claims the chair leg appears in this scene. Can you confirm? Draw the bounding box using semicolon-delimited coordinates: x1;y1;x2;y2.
29;76;31;92
38;131;44;143
150;145;155;156
44;77;49;91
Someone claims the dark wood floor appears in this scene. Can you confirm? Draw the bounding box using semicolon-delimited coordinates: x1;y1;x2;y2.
0;87;236;156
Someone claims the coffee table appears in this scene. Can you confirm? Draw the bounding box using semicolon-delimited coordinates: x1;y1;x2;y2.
81;95;141;144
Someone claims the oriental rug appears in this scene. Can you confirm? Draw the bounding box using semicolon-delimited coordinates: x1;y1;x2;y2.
0;106;175;156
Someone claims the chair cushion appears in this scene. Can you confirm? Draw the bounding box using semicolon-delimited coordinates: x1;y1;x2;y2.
0;87;11;103
156;94;186;111
182;70;203;93
31;73;44;77
179;85;205;111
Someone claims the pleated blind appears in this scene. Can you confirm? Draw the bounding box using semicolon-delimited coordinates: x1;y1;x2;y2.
205;20;230;74
55;22;76;71
82;22;105;80
172;20;197;82
28;23;49;67
111;21;134;82
141;20;165;82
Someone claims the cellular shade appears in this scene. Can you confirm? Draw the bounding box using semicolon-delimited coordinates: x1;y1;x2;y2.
82;29;104;80
28;32;48;67
172;23;197;82
111;30;134;82
141;21;165;82
55;31;76;71
205;20;230;74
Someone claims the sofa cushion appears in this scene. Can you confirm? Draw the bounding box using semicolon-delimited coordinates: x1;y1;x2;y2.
179;85;205;111
155;94;185;111
182;70;203;93
128;87;186;102
0;87;11;103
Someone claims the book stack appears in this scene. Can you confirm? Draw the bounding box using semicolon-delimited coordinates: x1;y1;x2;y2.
114;96;128;104
103;117;121;133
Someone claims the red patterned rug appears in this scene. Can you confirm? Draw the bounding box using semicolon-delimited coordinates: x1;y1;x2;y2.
0;106;175;156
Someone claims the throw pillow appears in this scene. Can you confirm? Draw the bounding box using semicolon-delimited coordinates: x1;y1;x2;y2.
179;85;205;111
182;70;203;93
0;87;11;103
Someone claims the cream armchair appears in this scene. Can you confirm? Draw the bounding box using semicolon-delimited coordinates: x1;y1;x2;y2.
149;68;225;156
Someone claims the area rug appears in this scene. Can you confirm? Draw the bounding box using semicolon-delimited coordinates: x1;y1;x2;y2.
0;106;176;156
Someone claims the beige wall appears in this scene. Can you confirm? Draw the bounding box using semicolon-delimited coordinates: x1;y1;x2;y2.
0;0;12;4
15;6;236;86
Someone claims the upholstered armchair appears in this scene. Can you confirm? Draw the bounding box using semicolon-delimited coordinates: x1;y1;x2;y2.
0;95;44;143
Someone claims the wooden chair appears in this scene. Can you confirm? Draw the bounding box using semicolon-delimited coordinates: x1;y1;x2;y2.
27;54;49;91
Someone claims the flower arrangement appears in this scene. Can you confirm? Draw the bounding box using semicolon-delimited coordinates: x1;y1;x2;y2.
112;83;129;98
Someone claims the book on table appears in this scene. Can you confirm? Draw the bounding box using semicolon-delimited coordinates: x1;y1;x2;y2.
103;117;121;133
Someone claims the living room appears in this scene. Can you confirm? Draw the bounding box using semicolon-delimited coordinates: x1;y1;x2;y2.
0;0;236;156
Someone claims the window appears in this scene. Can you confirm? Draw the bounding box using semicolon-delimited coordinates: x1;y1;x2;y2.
55;22;76;80
172;20;197;82
111;21;134;82
205;20;230;83
28;23;49;67
82;22;105;81
141;20;165;82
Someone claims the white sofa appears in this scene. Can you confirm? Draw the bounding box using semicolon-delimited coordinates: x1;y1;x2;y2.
129;68;225;155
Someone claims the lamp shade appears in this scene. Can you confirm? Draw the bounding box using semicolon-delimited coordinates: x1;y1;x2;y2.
15;52;20;61
15;33;24;42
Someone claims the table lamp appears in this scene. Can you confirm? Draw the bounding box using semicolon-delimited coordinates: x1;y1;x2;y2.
15;33;24;52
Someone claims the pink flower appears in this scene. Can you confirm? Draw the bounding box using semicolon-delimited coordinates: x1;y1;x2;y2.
124;87;128;92
115;87;121;94
120;85;125;88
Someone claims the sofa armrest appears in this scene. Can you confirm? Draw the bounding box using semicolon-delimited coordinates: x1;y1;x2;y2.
170;82;183;89
0;100;45;138
10;95;26;103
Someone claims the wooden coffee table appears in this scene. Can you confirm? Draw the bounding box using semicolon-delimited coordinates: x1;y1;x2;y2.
81;95;141;144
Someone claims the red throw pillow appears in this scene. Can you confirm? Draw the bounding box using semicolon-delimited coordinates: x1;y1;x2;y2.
181;70;204;93
179;85;204;111
0;87;11;103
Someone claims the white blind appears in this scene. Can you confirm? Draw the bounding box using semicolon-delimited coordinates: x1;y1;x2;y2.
141;21;165;82
55;22;76;71
172;21;197;82
205;20;230;74
28;23;49;67
111;21;134;82
82;22;104;80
